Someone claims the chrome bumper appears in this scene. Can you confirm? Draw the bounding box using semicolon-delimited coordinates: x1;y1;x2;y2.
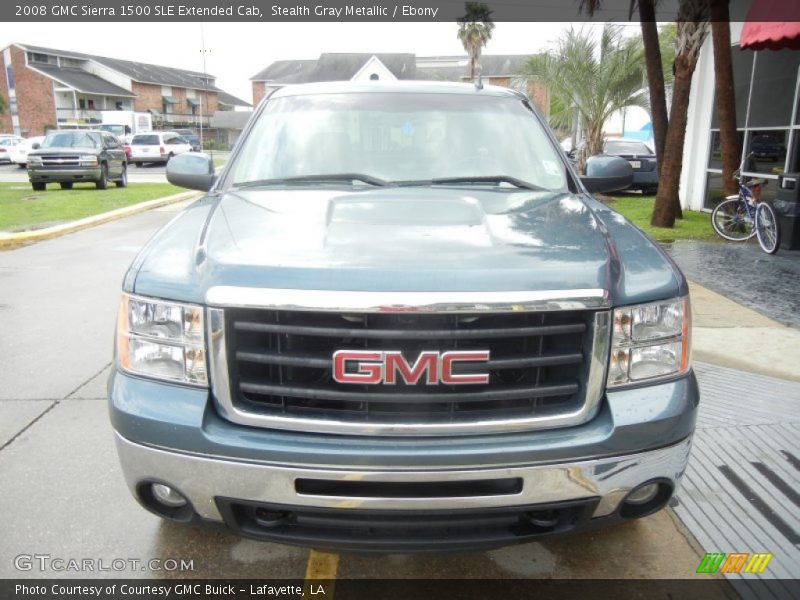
114;433;692;522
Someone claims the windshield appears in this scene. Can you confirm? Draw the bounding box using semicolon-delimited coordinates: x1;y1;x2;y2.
42;131;101;149
99;125;125;136
231;92;567;190
605;141;652;155
132;134;160;145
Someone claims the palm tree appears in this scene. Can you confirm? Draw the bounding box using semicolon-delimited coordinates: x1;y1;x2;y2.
457;2;495;81
651;2;709;228
710;0;739;196
520;25;648;172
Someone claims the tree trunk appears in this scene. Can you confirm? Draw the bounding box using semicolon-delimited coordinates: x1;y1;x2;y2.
639;0;668;171
468;52;475;81
652;53;695;228
640;4;682;217
711;2;739;195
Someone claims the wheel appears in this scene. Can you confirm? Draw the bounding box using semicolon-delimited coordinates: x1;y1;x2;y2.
18;163;26;169
96;163;108;190
755;201;780;254
31;182;46;191
135;162;142;168
115;164;128;188
711;198;756;241
59;182;73;190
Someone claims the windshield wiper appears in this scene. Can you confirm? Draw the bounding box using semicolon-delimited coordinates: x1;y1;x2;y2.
394;175;544;191
234;173;388;189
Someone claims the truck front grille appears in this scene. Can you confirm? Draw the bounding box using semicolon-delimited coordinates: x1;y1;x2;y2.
211;306;609;435
39;155;81;167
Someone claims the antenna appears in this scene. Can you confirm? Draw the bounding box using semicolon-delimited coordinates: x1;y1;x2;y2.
474;64;483;91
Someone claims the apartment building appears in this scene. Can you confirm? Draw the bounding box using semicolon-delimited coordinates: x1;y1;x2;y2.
0;43;250;136
250;53;549;116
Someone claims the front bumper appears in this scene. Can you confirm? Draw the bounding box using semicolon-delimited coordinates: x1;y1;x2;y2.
28;167;101;182
116;432;691;552
109;368;698;551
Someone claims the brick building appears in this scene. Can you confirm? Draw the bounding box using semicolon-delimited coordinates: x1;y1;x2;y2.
0;43;250;136
250;53;549;116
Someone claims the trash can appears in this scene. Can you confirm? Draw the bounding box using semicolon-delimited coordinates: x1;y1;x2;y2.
773;173;800;250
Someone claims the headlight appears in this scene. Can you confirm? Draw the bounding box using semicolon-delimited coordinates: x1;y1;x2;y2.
27;155;42;166
116;294;207;386
79;155;99;166
607;297;690;387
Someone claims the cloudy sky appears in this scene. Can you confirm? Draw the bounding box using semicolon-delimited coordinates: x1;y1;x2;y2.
0;21;631;103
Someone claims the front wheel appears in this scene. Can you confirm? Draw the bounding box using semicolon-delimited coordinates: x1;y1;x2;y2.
755;201;780;254
711;198;756;241
96;163;108;190
59;182;73;190
31;182;46;191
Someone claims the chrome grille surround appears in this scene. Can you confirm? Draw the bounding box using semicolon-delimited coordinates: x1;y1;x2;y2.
207;288;611;436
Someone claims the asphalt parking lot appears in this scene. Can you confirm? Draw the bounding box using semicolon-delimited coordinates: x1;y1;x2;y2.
0;201;725;586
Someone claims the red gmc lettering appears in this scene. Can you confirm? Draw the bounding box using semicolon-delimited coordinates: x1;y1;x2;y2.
385;351;439;385
441;351;491;384
332;350;490;385
333;351;383;384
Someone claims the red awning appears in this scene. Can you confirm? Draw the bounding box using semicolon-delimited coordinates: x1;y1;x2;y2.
740;0;800;50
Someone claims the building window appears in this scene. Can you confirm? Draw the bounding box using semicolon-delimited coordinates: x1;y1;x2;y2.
370;73;379;80
27;52;55;64
703;46;800;209
5;66;14;90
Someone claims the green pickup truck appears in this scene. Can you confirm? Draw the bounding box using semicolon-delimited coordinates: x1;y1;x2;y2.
27;129;127;191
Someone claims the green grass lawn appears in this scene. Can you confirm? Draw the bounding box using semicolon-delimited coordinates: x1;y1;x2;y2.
606;193;719;243
0;182;183;233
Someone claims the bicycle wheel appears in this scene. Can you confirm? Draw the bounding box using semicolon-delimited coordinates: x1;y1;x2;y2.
755;201;781;254
711;198;756;241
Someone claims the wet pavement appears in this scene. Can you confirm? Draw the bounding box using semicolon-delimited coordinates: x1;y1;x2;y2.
0;203;717;582
664;240;800;329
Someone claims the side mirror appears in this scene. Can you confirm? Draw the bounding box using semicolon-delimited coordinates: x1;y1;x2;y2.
31;143;40;150
580;155;634;194
166;152;216;192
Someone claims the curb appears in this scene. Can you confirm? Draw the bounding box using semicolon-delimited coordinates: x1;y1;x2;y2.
0;190;200;249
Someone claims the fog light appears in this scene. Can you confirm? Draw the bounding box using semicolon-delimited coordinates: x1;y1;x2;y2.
626;482;660;505
151;483;188;508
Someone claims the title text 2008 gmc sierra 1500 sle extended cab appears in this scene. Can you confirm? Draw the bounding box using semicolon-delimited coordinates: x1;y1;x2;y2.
109;82;697;552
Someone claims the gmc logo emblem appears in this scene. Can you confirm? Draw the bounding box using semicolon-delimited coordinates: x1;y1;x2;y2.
333;350;490;385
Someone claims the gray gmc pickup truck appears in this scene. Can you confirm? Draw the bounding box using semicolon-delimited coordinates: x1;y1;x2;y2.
109;82;697;552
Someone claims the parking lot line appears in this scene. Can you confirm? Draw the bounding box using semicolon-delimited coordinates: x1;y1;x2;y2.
303;550;339;596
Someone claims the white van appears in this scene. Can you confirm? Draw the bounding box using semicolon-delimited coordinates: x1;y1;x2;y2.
129;131;192;166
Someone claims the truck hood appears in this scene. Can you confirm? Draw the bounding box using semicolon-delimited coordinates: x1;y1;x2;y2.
130;187;685;306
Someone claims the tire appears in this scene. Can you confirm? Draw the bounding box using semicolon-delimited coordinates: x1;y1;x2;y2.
115;164;128;188
31;182;46;191
135;162;142;168
59;182;73;190
711;198;756;241
96;163;108;190
755;201;781;254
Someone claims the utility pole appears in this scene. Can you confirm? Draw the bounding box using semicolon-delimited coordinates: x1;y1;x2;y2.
199;23;211;157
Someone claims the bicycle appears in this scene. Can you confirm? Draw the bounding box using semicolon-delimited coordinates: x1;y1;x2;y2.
711;154;781;254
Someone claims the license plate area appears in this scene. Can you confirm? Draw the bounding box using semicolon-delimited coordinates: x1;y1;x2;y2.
629;160;641;169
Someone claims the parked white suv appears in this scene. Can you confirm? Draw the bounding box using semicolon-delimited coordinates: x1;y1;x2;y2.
129;131;192;167
0;135;25;164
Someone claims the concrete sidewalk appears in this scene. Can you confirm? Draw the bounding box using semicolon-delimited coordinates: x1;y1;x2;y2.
689;281;800;383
